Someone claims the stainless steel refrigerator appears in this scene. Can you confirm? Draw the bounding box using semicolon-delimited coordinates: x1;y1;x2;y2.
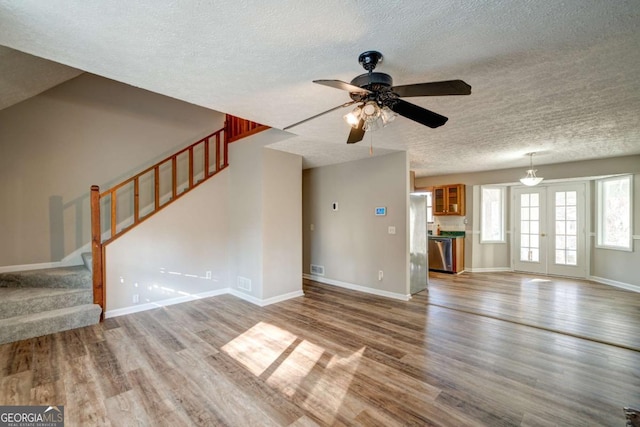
409;193;428;294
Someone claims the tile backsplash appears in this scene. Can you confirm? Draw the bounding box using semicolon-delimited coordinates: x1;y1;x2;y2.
431;215;466;232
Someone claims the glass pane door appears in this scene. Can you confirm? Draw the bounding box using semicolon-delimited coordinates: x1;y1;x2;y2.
513;187;547;274
548;184;586;277
512;183;586;278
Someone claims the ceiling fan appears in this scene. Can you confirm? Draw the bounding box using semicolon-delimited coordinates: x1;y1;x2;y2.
284;51;471;144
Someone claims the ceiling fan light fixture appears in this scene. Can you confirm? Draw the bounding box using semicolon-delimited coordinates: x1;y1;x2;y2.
380;106;397;125
344;107;361;127
363;117;382;132
520;153;544;186
362;101;380;119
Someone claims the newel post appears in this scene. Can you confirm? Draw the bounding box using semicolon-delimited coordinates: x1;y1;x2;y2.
90;185;105;319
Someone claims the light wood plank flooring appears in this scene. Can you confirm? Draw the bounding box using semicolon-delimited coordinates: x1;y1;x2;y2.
1;273;639;426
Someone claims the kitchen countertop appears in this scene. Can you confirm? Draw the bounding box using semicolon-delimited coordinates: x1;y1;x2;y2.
429;231;465;238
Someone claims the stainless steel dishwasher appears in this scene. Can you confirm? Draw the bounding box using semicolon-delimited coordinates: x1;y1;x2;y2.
428;237;453;272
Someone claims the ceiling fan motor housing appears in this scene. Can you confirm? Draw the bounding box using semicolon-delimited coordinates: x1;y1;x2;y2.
349;72;394;103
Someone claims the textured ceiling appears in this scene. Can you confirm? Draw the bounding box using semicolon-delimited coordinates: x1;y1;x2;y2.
1;0;639;176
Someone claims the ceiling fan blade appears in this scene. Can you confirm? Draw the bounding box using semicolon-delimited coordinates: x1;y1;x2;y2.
390;99;448;128
314;79;372;94
346;118;365;144
283;101;357;130
391;80;471;97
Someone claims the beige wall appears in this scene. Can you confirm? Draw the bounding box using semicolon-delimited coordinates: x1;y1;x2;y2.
0;73;224;267
106;128;302;315
262;148;302;300
303;152;409;298
228;129;302;303
105;171;230;313
416;155;640;288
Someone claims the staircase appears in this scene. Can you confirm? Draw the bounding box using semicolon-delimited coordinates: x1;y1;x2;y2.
0;259;101;345
0;115;267;345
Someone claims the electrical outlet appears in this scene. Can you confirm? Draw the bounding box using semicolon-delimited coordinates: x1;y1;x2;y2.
310;223;315;231
132;294;139;304
388;226;396;235
378;270;384;281
205;270;212;279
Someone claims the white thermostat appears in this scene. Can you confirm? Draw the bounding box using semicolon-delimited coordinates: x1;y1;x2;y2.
375;207;387;216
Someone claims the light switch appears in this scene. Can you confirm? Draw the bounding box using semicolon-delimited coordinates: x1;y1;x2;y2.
388;226;396;235
310;224;315;231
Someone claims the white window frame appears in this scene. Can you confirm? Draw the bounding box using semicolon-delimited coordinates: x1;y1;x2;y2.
426;191;434;223
480;186;506;243
596;175;633;251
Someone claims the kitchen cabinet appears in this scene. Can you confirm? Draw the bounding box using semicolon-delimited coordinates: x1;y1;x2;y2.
453;237;465;273
433;184;465;215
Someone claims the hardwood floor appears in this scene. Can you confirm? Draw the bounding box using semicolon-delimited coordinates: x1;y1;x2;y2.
1;272;638;426
427;271;640;351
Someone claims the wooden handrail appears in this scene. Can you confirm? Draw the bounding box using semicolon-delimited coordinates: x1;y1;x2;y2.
89;115;268;317
227;115;269;143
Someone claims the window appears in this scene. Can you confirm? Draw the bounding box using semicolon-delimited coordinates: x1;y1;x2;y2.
481;186;506;243
426;192;433;223
597;175;633;251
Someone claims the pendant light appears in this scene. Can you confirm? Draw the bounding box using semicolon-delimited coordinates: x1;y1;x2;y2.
520;153;543;186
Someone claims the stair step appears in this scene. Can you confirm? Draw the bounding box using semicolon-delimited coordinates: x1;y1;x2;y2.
0;265;91;289
0;304;102;345
0;287;93;320
81;252;93;273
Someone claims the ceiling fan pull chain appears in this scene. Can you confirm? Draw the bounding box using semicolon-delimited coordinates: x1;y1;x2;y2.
369;132;374;156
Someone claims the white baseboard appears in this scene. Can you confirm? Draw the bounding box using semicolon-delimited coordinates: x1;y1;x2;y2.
0;262;63;273
104;288;230;318
105;287;305;318
229;288;304;307
0;243;91;274
464;267;512;273
303;274;411;301
590;276;640;293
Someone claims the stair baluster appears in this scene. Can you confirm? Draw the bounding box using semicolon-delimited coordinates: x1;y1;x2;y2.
90;115;267;318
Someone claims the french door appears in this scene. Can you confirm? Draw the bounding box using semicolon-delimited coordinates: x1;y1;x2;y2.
512;183;587;278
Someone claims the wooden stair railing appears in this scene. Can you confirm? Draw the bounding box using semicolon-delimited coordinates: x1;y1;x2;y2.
90;115;267;317
227;115;269;143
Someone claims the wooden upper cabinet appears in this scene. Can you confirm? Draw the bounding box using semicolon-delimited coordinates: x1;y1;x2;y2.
433;184;466;216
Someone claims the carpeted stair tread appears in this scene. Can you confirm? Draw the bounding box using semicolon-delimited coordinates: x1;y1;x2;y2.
0;287;93;320
0;265;91;289
0;304;102;345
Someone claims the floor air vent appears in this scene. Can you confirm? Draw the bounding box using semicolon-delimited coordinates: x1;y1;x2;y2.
310;264;325;276
237;276;252;291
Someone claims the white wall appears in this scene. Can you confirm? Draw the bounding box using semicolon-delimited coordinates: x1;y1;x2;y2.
303;152;410;299
0;73;224;268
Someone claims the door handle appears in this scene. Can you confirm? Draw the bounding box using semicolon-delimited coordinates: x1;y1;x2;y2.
540;233;547;237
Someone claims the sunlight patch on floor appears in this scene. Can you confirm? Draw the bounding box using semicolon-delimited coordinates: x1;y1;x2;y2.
221;321;365;424
221;322;297;376
299;347;365;424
